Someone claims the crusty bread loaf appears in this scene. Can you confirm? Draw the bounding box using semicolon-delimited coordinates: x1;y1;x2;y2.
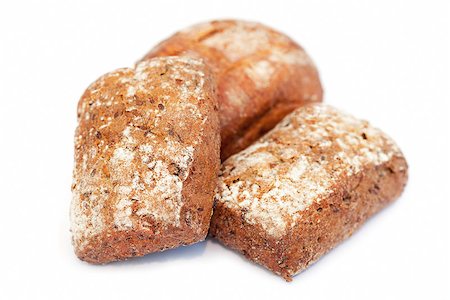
140;20;323;160
70;56;220;263
210;104;408;281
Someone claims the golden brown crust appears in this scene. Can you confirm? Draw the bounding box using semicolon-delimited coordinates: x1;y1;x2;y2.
210;104;408;280
70;56;220;263
140;20;323;160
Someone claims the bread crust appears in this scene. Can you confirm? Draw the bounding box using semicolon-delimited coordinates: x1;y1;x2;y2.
70;56;220;263
210;104;408;280
140;20;323;160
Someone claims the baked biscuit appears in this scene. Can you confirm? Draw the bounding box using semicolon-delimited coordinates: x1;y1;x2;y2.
71;56;220;263
141;20;323;160
210;104;408;280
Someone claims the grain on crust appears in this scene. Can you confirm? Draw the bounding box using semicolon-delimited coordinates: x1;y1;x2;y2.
140;19;323;160
70;56;220;263
210;104;408;280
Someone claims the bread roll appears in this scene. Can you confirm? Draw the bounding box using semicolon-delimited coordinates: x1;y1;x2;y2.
210;104;408;281
140;20;323;160
70;56;220;263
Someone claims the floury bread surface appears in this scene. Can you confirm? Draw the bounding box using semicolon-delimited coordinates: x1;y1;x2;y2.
210;104;408;281
71;56;220;263
141;20;323;160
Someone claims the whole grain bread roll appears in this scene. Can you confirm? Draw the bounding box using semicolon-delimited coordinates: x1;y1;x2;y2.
140;20;323;160
70;56;220;263
210;104;408;281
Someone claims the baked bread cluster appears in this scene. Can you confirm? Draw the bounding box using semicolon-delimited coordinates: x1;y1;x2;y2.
70;19;408;281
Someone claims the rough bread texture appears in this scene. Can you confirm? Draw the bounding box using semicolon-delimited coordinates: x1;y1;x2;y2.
140;20;323;160
210;104;408;281
70;56;220;263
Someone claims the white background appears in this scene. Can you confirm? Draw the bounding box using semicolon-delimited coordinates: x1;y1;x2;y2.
0;0;449;299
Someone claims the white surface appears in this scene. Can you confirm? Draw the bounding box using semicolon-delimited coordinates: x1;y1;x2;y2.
0;0;449;299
